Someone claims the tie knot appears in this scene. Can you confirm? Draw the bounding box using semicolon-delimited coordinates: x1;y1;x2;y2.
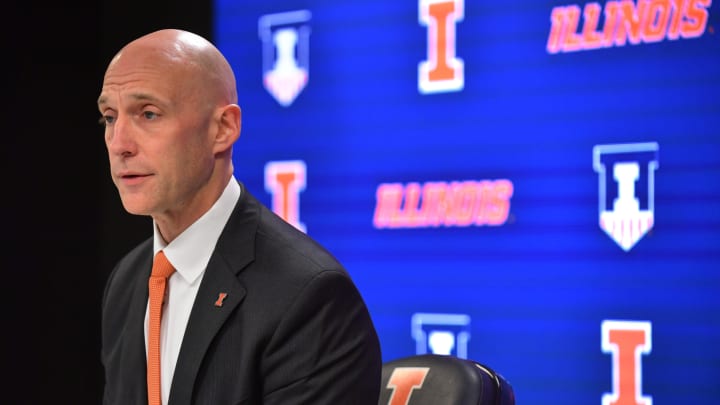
151;251;176;279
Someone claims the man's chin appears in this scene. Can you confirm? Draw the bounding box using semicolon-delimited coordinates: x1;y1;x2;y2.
119;198;153;217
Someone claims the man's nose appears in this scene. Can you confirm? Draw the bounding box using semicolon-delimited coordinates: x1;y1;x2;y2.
106;115;137;157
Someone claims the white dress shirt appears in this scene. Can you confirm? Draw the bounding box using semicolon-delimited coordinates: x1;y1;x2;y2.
144;177;241;405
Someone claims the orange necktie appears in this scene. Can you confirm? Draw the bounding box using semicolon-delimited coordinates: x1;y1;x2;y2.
147;251;176;405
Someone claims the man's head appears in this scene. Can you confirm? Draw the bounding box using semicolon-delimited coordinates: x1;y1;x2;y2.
98;29;241;241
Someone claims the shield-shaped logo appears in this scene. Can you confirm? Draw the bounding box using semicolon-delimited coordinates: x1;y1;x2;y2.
411;313;470;359
258;10;311;107
593;143;659;251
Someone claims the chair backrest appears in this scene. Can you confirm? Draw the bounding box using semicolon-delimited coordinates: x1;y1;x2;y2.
378;354;515;405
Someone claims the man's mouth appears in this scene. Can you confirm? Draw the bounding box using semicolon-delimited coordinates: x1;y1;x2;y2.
117;172;152;185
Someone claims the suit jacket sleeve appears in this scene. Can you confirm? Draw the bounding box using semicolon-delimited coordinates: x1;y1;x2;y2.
259;269;381;404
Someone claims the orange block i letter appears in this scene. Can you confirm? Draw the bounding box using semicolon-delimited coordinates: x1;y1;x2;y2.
419;0;464;94
265;160;307;233
602;320;653;405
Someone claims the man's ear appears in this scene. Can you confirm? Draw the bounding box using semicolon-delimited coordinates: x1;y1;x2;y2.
213;104;241;153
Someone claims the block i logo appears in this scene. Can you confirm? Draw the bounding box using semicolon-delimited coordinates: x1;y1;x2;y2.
419;0;464;94
593;142;659;251
411;313;471;358
258;10;311;107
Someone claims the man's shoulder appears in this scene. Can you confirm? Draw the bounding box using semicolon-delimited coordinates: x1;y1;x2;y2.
227;187;344;273
116;237;153;268
106;237;153;288
257;207;344;272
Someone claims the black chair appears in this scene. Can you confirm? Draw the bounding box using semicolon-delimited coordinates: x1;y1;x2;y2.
378;354;515;405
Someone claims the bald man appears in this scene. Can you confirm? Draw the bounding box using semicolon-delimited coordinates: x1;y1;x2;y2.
98;29;381;405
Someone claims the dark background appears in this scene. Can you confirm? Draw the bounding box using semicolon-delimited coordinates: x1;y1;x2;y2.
6;1;211;402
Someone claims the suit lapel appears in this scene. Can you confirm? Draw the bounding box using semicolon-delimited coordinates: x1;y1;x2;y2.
121;250;153;405
168;185;259;405
169;258;246;404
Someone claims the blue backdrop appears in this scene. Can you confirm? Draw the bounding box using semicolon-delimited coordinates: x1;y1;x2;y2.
215;1;719;403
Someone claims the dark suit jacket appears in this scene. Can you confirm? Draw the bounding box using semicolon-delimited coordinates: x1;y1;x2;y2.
101;182;382;404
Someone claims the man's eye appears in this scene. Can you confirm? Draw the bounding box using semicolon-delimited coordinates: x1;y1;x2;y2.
143;111;158;120
99;115;115;125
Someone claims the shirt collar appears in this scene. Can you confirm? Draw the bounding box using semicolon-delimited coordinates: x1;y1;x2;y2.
153;177;241;284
